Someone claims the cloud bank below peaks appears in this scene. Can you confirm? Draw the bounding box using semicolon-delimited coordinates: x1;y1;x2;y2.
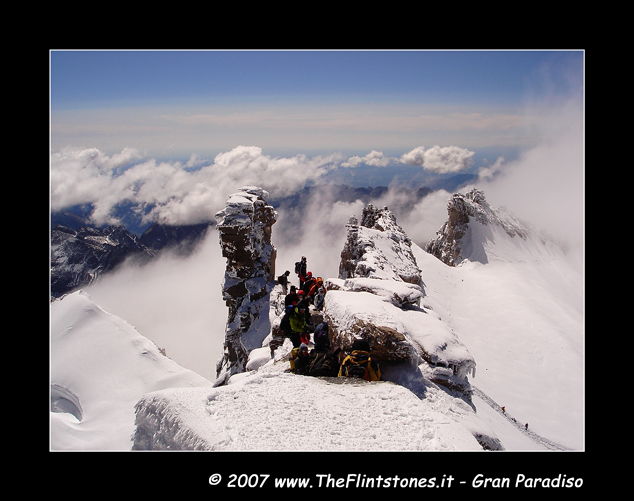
51;145;342;226
50;143;475;227
341;150;392;168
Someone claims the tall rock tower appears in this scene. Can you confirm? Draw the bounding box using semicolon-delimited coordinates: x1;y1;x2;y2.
214;186;277;385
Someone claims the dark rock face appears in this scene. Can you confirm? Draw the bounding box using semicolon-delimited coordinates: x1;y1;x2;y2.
426;189;528;266
50;218;211;298
214;186;277;384
50;225;156;297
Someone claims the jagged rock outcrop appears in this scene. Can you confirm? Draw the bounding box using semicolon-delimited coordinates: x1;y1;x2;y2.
325;204;475;392
214;186;277;385
426;188;529;266
331;204;424;361
339;204;421;285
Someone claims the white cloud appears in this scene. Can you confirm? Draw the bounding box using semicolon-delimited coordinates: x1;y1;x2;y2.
50;146;141;213
400;145;475;174
477;156;506;180
84;230;226;381
50;145;341;226
473;96;583;257
341;150;392;168
398;146;426;167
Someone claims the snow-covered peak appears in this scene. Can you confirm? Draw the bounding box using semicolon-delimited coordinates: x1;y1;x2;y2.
426;189;540;266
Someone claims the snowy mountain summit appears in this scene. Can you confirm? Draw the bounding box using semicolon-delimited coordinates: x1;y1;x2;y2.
50;186;583;451
339;204;422;285
426;189;530;266
138;195;489;450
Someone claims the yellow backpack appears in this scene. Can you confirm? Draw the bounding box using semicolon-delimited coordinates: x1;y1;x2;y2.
289;347;300;373
338;351;381;381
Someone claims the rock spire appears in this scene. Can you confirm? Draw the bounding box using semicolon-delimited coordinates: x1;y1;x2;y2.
214;186;277;385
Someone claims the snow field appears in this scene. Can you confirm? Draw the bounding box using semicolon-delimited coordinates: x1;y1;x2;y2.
412;229;584;450
50;291;212;450
136;369;484;451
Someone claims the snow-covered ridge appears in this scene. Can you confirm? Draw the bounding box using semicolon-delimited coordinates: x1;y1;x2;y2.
50;290;212;450
133;369;488;451
50;186;583;451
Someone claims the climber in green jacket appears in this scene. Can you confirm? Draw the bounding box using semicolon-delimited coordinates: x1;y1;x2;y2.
281;302;309;348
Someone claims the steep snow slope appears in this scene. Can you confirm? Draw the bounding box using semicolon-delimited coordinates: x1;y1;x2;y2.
50;291;212;450
412;230;584;450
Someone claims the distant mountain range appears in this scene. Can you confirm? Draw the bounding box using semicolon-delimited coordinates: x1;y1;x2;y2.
50;220;211;298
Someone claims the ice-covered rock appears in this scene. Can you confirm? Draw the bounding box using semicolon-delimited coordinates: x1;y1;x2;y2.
214;186;277;384
325;205;475;392
324;287;475;379
327;277;424;309
339;204;422;285
426;188;530;266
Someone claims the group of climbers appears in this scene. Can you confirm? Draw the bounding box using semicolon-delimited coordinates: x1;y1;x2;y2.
277;256;326;347
290;322;339;377
294;256;326;310
276;256;381;382
276;256;326;345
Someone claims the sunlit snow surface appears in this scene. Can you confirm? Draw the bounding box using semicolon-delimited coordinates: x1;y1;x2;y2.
50;217;583;451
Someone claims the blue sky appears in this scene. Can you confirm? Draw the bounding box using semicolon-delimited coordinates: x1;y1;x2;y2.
50;50;583;160
51;50;566;107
